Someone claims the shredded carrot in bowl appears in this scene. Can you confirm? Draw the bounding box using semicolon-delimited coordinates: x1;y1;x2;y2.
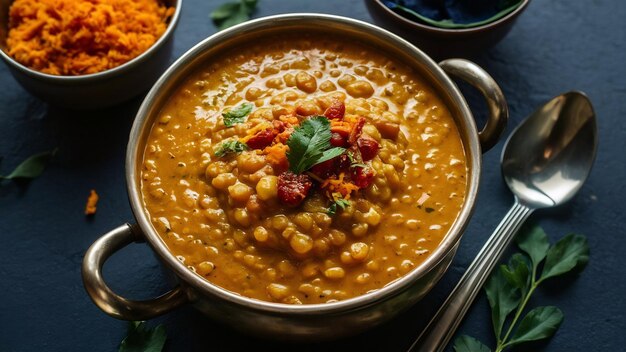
6;0;175;76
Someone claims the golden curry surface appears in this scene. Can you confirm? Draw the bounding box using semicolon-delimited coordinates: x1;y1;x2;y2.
140;33;467;304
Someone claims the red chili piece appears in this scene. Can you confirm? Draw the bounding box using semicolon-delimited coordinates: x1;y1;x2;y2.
324;101;345;120
357;136;380;161
335;154;352;171
273;120;286;132
277;172;313;207
348;116;366;145
246;128;276;150
330;132;347;147
352;165;374;188
310;159;335;179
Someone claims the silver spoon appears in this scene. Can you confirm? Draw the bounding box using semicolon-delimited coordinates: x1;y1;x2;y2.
409;91;598;352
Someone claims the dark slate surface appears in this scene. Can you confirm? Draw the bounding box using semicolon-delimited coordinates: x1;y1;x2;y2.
1;0;624;351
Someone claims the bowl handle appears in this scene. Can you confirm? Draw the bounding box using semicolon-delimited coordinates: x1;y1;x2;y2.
439;58;508;152
82;223;188;320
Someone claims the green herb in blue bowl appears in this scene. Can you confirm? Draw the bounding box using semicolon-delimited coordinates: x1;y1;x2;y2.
383;0;524;29
367;0;530;59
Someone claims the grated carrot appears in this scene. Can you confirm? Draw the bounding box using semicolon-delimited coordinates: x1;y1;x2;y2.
240;122;272;142
264;143;289;168
7;0;175;76
321;172;360;199
85;189;99;215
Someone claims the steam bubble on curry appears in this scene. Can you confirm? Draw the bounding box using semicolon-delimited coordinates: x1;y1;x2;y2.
140;34;467;304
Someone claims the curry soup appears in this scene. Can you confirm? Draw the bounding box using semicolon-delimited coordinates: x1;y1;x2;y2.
140;33;467;304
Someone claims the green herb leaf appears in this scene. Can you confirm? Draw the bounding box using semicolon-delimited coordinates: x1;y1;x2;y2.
327;197;350;216
286;116;346;174
222;103;254;127
318;147;347;165
485;268;522;339
507;306;563;347
215;140;248;157
453;335;492;352
119;321;167;352
0;148;57;180
210;2;240;20
389;0;523;29
500;253;531;297
540;234;589;281
210;0;258;30
347;151;367;168
516;225;550;273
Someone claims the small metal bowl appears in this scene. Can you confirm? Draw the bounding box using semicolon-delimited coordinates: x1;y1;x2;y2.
367;0;530;59
0;0;181;109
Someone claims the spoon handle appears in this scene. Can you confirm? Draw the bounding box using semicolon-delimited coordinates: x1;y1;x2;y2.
408;201;533;352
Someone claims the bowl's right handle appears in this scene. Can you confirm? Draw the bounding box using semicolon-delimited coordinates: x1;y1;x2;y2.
82;223;188;320
439;59;508;152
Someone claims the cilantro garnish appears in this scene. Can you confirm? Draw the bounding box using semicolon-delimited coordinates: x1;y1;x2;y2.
327;197;351;216
215;140;248;157
286;116;345;174
119;321;167;352
222;103;254;127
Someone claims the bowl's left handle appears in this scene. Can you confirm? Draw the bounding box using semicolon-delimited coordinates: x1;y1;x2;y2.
439;58;508;152
82;223;188;320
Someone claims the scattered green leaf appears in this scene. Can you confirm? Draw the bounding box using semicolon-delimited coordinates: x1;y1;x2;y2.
215;140;248;157
222;103;254;127
500;254;531;297
453;335;491;352
210;0;258;30
0;148;57;180
119;321;167;352
286;116;346;174
540;234;589;281
455;226;589;352
387;0;523;29
485;268;521;339
507;306;564;347
327;197;351;216
516;225;549;273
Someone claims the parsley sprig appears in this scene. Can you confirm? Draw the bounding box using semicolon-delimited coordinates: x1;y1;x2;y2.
454;225;589;352
222;103;254;127
215;140;248;157
286;116;345;174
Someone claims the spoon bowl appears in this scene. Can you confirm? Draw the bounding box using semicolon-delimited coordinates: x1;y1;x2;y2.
410;91;598;351
503;92;597;208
